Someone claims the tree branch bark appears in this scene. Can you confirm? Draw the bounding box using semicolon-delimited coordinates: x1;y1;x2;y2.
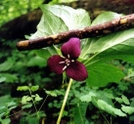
16;13;134;51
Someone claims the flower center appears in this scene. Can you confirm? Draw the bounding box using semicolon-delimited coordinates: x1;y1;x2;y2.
65;58;70;66
59;54;75;71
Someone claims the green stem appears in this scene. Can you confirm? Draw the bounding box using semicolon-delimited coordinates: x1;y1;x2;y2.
29;89;39;118
56;78;73;124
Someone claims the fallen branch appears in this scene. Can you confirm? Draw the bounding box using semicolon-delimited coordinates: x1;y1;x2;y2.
16;13;134;51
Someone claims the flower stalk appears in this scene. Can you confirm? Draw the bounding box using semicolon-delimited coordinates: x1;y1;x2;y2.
56;78;73;124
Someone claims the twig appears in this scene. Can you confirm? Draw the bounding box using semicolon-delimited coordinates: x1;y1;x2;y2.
16;13;134;51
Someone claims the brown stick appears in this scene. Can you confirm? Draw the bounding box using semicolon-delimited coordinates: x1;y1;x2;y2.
16;13;134;51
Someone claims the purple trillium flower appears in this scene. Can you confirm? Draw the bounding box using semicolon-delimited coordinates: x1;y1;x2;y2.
47;38;88;81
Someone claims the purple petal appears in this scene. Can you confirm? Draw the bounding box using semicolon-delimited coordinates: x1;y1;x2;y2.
61;38;81;59
66;61;88;81
47;55;65;74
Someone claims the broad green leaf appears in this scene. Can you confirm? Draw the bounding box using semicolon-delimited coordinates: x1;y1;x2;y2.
91;11;122;26
84;31;134;62
31;6;67;38
86;63;124;87
86;35;134;65
40;5;90;30
82;12;134;87
83;12;134;65
81;38;97;59
121;105;134;114
31;4;90;39
31;4;90;63
81;12;123;59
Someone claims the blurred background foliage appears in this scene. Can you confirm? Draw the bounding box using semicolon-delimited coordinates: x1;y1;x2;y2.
0;0;44;26
0;0;76;26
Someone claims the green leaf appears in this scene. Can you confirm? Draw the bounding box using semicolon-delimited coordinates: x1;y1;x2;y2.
121;95;130;105
30;85;39;92
0;77;6;83
113;108;126;117
27;116;39;124
84;27;134;65
115;97;123;104
34;46;59;66
21;96;32;104
0;73;18;83
40;5;91;31
17;86;29;91
31;4;90;61
80;90;96;102
83;12;134;88
34;49;52;60
45;89;64;97
0;59;13;72
91;11;122;26
0;95;17;117
0;118;10;124
35;94;43;101
0;95;16;108
82;12;134;64
86;63;124;87
95;99;126;116
22;103;33;109
45;90;58;97
73;102;88;124
27;56;46;67
121;105;134;114
31;5;68;39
